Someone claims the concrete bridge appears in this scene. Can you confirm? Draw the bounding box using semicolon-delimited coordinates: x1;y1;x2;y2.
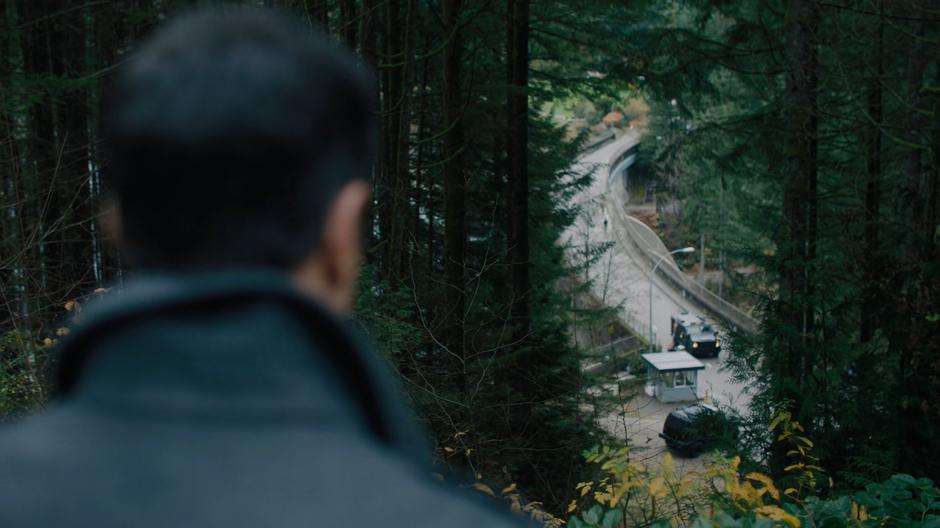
568;130;759;345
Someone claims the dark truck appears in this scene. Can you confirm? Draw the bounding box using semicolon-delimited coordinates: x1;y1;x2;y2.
671;312;721;358
659;402;735;457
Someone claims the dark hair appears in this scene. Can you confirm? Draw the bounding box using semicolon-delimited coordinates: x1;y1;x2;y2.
103;8;375;270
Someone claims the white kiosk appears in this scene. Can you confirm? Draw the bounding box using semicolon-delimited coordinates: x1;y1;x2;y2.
641;351;705;403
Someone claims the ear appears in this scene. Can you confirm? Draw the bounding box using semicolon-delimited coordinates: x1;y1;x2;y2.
310;180;371;313
99;198;123;251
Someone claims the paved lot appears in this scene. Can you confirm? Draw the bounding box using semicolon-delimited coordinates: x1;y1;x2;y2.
596;351;748;471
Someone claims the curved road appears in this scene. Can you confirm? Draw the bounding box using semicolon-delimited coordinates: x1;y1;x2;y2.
564;132;750;461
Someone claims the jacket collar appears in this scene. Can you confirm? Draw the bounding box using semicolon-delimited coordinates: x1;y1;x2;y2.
53;269;428;464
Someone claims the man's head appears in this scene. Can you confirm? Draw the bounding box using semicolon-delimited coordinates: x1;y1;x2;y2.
103;8;374;312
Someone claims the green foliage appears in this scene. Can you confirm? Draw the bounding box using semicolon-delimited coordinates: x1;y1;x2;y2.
566;412;940;528
3;0;640;515
0;331;48;419
354;263;423;365
623;0;940;486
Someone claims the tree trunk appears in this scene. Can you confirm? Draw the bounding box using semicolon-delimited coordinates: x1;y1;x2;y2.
896;4;931;476
359;0;376;66
359;0;378;247
928;61;940;259
413;31;431;277
904;18;927;248
21;0;56;319
860;9;883;344
442;0;466;385
774;0;818;472
1;0;30;325
507;0;530;343
93;0;122;283
309;0;330;31
379;0;413;283
339;0;357;50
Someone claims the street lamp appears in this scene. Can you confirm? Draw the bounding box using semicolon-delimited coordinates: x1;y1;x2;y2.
649;246;695;353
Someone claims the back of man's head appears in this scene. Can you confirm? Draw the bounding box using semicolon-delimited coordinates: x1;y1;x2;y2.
103;8;375;270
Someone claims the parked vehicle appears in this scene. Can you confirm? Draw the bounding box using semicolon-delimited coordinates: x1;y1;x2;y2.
659;402;733;457
671;312;721;358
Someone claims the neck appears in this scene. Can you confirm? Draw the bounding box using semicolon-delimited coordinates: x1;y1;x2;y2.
291;257;351;315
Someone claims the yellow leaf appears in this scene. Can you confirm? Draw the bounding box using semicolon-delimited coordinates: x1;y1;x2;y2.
737;481;761;506
746;472;780;501
850;501;870;521
756;505;800;528
443;446;455;453
649;476;668;499
769;412;787;431
473;482;495;497
42;337;53;347
676;475;694;497
746;472;769;482
93;287;109;294
730;456;741;470
662;452;674;476
566;500;577;513
610;484;629;507
64;300;75;312
501;483;517;494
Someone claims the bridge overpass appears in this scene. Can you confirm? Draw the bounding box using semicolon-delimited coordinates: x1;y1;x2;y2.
567;131;759;345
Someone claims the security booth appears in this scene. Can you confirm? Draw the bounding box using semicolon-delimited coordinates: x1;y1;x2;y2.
641;351;705;403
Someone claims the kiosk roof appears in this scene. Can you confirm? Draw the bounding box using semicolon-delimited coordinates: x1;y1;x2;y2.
641;351;705;372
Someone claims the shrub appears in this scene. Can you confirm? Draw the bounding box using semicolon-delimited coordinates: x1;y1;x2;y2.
565;412;940;527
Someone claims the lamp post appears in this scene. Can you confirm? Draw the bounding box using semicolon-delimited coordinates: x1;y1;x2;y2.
649;246;695;353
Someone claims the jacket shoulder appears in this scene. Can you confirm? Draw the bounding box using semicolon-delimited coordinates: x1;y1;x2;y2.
0;408;532;528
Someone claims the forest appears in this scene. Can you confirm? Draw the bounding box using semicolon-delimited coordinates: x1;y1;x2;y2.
1;0;940;526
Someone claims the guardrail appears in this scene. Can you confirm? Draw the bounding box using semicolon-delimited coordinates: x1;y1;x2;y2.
601;139;761;336
560;249;658;351
585;334;644;357
621;212;759;335
581;129;617;154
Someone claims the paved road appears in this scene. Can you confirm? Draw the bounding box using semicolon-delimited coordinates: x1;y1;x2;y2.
565;132;750;463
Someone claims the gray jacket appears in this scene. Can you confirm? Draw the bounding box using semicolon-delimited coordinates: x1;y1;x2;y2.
0;271;525;527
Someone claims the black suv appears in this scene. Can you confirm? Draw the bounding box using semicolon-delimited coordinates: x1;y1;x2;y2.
671;312;720;358
659;403;734;457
